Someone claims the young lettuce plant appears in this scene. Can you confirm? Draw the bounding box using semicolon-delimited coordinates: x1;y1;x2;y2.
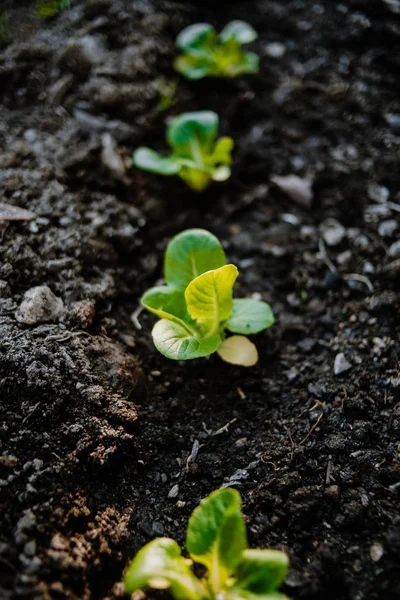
140;229;274;367
174;21;259;80
132;111;233;191
124;488;289;600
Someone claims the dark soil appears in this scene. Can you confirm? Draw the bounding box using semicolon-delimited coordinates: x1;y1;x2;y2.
1;1;399;599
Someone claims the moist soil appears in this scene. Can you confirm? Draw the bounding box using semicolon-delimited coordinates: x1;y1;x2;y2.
0;1;399;599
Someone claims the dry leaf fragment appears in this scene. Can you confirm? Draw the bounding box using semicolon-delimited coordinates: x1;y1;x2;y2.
270;174;313;208
0;203;36;221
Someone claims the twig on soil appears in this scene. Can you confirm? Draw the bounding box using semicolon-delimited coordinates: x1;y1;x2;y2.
318;238;336;273
211;418;237;436
325;455;334;484
237;387;246;399
45;331;92;343
185;439;200;473
343;273;374;292
22;401;41;423
280;420;295;462
299;413;323;446
202;418;238;437
131;305;144;330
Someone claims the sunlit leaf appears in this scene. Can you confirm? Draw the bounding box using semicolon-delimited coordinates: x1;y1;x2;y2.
124;538;206;600
186;488;247;592
232;549;289;595
219;21;258;44
141;285;187;321
167;111;219;157
174;55;211;80
226;299;274;334
175;23;216;53
132;147;181;175
165;229;226;290
185;265;238;336
152;319;221;360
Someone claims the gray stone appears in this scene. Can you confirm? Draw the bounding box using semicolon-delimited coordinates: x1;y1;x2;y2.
264;42;286;58
367;182;389;203
321;218;346;246
334;352;352;375
15;286;64;325
388;240;400;258
378;219;398;238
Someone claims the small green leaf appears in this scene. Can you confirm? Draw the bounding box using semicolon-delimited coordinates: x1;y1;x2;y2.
179;167;213;191
217;335;258;367
235;52;260;75
152;319;221;360
226;299;274;334
124;538;206;600
185;265;238;336
208;136;234;166
132;147;181;175
186;488;247;592
175;23;216;53
165;229;226;290
219;21;258;44
233;549;289;594
141;285;187;321
174;55;211;80
167;111;219;157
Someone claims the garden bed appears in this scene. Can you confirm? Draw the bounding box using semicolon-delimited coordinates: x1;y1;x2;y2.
0;1;399;599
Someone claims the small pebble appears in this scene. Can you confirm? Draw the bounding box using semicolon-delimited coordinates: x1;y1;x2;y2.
334;353;352;375
378;219;398;238
367;182;389;203
168;484;179;498
264;42;286;58
15;286;64;325
370;542;384;562
388;240;400;258
321;218;346;246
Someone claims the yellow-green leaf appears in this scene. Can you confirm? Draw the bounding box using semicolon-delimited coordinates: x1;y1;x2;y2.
185;264;238;336
124;538;206;600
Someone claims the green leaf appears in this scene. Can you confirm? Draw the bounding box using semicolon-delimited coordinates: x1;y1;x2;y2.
152;319;221;360
217;335;258;367
166;111;219;158
165;229;226;290
226;299;274;334
124;537;206;600
132;147;181;175
175;23;216;53
219;21;258;44
232;549;289;594
186;488;247;592
174;55;211;80
141;285;187;321
235;52;259;75
185;265;238;336
178;166;213;191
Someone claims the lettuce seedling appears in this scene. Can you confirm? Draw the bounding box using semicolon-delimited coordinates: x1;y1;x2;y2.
132;111;233;191
124;488;289;600
174;21;259;80
140;229;274;366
